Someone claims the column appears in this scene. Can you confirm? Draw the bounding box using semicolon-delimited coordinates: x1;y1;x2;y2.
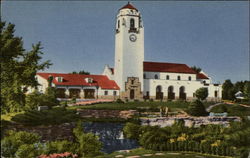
65;88;70;98
80;88;85;99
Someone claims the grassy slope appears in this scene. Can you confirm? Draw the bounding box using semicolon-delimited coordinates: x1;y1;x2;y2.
67;101;189;112
210;103;250;116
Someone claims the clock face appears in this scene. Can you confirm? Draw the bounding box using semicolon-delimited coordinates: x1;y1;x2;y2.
129;34;137;42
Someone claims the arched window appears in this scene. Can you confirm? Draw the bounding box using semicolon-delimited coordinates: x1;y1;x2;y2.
214;91;218;97
118;20;120;28
166;75;169;80
188;76;191;81
179;86;185;93
130;18;135;28
168;86;174;93
154;74;158;79
156;85;162;93
177;76;181;80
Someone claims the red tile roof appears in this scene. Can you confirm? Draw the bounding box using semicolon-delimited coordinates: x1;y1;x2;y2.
143;61;197;74
37;73;120;90
120;2;138;11
197;73;209;79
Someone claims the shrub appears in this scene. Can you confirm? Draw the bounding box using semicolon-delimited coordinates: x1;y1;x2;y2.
188;99;208;116
73;121;103;157
149;98;154;102
1;130;41;157
43;140;78;155
123;122;141;140
11;107;79;126
195;88;208;101
25;89;58;111
139;129;168;151
116;98;124;104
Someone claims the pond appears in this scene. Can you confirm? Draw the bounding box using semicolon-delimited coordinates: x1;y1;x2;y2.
83;122;139;153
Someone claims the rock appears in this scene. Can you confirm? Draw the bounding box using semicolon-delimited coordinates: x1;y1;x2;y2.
155;153;164;155
126;156;140;158
115;155;124;157
142;154;153;157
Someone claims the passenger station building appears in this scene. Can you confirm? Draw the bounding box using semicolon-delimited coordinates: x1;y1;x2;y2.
36;3;221;101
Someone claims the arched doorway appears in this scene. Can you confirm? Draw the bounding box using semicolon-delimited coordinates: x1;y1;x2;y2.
156;85;163;100
179;86;186;100
168;86;175;100
130;89;135;99
84;89;95;99
56;88;66;98
69;89;81;98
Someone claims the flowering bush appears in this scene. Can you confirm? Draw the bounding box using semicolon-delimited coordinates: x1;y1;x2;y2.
39;152;77;158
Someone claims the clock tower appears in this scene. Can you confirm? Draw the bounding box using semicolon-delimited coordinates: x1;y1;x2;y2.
114;2;144;99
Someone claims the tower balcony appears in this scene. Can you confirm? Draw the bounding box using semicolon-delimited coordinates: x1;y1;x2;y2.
128;28;139;33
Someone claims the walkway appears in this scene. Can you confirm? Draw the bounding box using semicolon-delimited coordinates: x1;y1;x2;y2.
206;103;223;112
72;99;114;106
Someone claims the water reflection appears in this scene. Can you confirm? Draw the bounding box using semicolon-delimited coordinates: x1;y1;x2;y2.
83;122;139;153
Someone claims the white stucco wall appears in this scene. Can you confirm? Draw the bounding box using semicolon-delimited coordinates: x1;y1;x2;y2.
143;78;221;99
144;71;197;81
36;75;49;93
102;65;114;80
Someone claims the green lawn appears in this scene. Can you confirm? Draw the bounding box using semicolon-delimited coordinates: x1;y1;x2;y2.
97;148;231;158
10;107;79;126
67;101;189;112
210;103;250;116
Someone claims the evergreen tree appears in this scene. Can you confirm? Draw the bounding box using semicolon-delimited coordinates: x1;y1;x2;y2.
243;81;250;100
195;88;208;101
1;22;51;113
222;79;235;100
188;99;208;116
191;66;202;73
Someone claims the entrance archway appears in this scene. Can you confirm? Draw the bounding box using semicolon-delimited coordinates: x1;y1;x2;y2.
179;86;186;100
156;85;163;100
168;86;175;100
69;89;81;98
84;89;95;99
56;88;66;98
130;89;135;99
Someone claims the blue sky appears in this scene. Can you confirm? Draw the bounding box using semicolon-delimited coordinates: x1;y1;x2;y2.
2;1;249;83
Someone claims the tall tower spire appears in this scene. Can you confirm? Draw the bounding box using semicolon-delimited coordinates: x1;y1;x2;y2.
114;2;144;100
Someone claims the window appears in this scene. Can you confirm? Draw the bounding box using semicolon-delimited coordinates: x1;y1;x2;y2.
58;77;63;82
154;74;158;79
131;79;134;85
88;78;92;83
118;20;120;28
188;76;191;81
214;91;218;98
113;91;117;96
177;76;181;80
166;75;169;80
143;73;146;79
130;18;135;28
104;91;108;95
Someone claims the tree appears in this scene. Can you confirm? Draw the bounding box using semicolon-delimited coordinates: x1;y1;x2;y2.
222;80;235;100
1;130;41;157
73;121;102;157
1;22;51;113
71;70;90;75
243;81;250;100
191;66;202;73
195;88;208;101
188;99;208;116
